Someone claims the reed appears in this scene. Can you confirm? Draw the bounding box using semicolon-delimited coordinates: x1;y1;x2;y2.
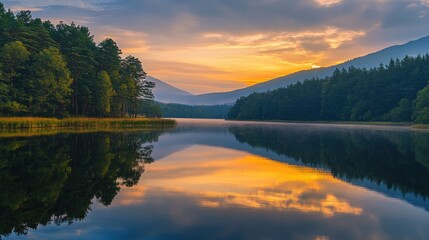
0;117;176;130
0;128;172;138
412;124;429;130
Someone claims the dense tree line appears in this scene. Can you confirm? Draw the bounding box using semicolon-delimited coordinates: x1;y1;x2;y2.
158;103;231;119
0;131;162;236
0;3;156;117
228;55;429;123
230;125;429;200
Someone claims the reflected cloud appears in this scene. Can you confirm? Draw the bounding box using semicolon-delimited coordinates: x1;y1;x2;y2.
5;124;429;240
115;185;146;206
212;191;362;217
117;146;363;218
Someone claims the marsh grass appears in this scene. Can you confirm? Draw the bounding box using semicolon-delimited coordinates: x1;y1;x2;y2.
412;124;429;130
0;117;176;130
0;127;172;138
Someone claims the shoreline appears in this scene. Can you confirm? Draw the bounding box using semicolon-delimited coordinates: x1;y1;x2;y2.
224;118;429;130
225;118;412;126
0;127;172;138
412;124;429;129
0;117;176;130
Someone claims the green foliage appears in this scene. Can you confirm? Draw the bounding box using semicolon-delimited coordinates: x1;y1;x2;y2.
0;41;30;83
140;101;162;118
0;131;163;236
413;84;429;123
0;117;176;129
160;103;231;119
97;38;122;76
0;4;158;118
384;98;412;122
118;56;151;117
229;125;429;199
228;79;322;120
49;22;98;115
93;71;115;115
228;55;429;123
0;41;30;114
28;47;73;116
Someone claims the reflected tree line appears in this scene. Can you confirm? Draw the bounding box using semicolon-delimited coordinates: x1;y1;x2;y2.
0;131;162;237
230;126;429;199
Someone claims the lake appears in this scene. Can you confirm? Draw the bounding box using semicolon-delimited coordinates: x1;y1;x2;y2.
1;119;429;240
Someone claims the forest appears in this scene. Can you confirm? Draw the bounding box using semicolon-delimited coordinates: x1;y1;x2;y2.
228;55;429;123
158;103;231;119
0;3;156;118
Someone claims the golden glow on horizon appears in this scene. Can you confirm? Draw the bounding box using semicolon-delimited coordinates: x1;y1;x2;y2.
7;1;429;94
115;146;363;217
96;26;368;94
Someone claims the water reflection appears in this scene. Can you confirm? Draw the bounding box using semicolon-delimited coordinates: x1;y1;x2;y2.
140;146;363;217
229;125;429;202
2;120;429;239
0;131;162;237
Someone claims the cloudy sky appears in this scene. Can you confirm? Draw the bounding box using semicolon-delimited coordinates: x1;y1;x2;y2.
3;0;429;93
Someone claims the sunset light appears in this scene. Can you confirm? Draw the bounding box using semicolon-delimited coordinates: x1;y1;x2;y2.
3;0;429;93
1;1;429;239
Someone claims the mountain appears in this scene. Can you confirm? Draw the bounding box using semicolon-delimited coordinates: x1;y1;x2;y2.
148;76;193;103
153;35;429;105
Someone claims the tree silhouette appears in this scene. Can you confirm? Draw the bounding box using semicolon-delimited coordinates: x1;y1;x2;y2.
0;130;164;237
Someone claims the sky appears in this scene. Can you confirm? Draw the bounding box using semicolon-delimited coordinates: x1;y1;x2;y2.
3;0;429;94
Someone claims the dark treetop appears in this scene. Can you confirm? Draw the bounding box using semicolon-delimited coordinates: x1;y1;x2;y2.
228;55;429;124
0;2;158;118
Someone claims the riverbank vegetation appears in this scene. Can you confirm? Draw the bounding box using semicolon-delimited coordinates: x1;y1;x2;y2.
0;3;159;118
413;124;429;129
228;55;429;124
0;117;176;130
158;103;231;119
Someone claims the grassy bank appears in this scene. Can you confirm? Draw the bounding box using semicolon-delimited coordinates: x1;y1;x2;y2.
0;128;172;138
412;124;429;130
0;117;176;130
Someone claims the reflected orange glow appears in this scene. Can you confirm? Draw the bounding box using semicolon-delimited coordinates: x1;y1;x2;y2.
115;146;364;217
115;185;146;206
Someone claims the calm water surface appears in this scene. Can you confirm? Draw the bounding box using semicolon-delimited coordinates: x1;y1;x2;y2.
1;119;429;240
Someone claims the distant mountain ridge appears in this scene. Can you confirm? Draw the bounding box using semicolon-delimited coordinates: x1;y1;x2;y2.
153;35;429;105
149;76;193;103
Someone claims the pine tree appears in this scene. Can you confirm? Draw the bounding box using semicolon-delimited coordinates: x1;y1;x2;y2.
93;71;115;116
413;84;429;124
28;47;73;116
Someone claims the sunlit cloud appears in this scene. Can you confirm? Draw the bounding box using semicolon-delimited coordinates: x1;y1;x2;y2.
4;0;429;93
116;146;364;217
315;0;343;7
95;26;149;54
7;6;43;12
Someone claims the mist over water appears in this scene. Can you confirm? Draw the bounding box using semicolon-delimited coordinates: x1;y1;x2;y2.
2;119;429;240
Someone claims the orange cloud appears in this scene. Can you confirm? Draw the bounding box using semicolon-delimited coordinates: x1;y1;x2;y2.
10;0;429;93
115;146;363;217
102;26;367;93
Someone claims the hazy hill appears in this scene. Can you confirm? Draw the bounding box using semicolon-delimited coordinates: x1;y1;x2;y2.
153;35;429;105
148;76;193;103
